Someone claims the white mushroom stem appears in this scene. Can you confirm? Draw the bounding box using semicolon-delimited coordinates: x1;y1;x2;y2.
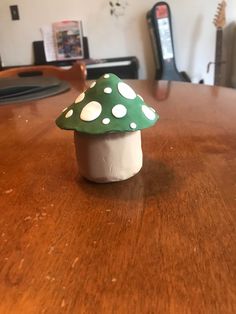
74;131;143;183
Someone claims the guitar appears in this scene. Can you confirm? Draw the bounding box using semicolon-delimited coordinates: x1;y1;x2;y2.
147;2;190;82
208;1;227;85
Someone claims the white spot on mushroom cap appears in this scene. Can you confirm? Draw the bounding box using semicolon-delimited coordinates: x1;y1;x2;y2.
142;105;156;120
104;74;110;78
90;82;96;88
104;87;112;94
102;118;110;125
118;82;136;99
112;104;127;118
130;122;137;129
65;109;73;118
80;101;102;121
62;107;67;112
75;92;85;103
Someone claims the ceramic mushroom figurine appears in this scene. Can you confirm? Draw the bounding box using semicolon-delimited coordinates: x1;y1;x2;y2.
56;73;159;183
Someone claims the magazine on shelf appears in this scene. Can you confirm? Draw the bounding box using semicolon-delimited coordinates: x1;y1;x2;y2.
52;20;84;61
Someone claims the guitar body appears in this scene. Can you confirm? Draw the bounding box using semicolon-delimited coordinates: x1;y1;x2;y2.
147;2;190;82
158;58;186;81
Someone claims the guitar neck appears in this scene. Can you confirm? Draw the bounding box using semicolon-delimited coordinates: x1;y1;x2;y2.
214;28;223;85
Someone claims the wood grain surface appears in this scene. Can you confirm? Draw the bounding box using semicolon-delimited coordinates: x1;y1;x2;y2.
0;80;236;314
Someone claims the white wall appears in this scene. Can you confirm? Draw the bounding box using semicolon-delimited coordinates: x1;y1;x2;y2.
0;0;236;84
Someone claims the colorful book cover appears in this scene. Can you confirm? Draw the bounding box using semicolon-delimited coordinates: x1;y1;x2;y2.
53;20;84;60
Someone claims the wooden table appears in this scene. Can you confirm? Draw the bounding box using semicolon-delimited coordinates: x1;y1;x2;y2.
0;80;236;313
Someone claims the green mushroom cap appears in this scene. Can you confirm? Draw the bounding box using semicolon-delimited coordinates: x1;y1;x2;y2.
56;73;159;134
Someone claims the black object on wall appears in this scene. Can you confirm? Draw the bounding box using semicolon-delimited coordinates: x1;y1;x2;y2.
10;5;20;21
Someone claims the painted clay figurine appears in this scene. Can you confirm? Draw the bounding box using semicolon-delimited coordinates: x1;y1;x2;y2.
56;73;159;183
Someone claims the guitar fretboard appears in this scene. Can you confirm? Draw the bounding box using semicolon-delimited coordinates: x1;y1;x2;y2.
214;28;223;85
